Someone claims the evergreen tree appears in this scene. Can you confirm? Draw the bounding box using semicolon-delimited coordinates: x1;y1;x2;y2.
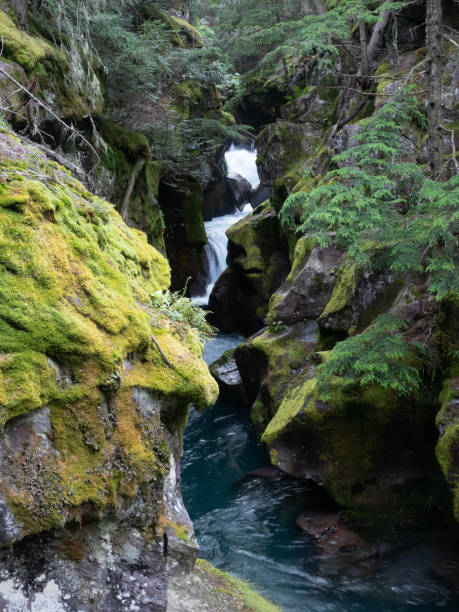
280;89;458;300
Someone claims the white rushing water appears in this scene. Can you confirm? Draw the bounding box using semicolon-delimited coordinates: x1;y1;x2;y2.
224;143;260;189
192;145;260;306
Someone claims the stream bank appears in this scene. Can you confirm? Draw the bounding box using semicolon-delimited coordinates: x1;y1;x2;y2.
182;335;459;612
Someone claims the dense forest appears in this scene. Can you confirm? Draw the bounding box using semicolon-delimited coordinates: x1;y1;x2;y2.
0;0;458;610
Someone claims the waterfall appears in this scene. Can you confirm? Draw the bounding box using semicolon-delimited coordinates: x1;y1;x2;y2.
224;143;260;190
192;145;260;306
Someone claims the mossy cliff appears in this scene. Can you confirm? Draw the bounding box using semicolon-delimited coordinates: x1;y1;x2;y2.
221;38;459;533
0;129;229;609
0;4;234;295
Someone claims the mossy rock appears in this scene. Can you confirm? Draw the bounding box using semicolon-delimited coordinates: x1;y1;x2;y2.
235;321;319;433
436;373;459;527
168;559;280;612
0;10;56;72
0;130;217;543
209;204;290;334
171;80;202;119
158;176;207;291
261;364;443;526
267;240;340;326
99;120;151;161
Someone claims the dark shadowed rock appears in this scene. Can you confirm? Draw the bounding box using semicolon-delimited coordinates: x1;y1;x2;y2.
431;549;459;594
226;172;252;207
209;203;290;335
202;179;237;221
209;349;248;404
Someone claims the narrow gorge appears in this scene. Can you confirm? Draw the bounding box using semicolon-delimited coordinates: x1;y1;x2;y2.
0;1;458;611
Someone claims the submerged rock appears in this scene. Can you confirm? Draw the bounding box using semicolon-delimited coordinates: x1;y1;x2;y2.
431;549;459;594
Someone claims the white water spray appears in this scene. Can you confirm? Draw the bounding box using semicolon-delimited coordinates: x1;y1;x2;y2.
192;145;260;306
224;144;260;189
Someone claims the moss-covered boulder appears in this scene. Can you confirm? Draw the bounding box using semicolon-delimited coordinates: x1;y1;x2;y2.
261;365;444;527
436;375;459;526
0;129;217;547
267;238;342;326
235;321;319;433
209;202;290;334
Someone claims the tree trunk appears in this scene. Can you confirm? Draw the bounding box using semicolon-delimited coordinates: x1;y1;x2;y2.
366;0;394;66
426;0;444;179
121;157;145;223
311;0;326;15
359;21;369;78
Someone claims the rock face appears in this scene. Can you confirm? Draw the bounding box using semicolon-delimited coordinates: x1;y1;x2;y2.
202;173;252;221
209;202;290;334
160;177;208;291
221;40;459;532
234;263;450;526
209;349;247;403
0;131;219;607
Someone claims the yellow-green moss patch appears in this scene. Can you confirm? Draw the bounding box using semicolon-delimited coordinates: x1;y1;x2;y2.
195;559;281;612
0;11;57;71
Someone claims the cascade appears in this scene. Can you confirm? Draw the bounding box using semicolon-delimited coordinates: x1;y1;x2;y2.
192;145;260;306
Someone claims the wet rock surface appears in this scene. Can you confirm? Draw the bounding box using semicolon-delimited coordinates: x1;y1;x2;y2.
209;349;248;404
209;203;290;334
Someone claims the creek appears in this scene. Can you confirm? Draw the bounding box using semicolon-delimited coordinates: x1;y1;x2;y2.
183;144;458;611
191;145;259;306
182;334;458;612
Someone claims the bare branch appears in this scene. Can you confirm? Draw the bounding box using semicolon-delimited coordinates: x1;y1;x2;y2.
0;52;99;162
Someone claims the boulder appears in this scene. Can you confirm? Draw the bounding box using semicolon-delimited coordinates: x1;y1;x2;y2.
261;361;443;527
0;130;218;606
202;173;252;221
268;238;342;325
202;179;235;220
209;349;248;403
235;321;319;433
226;172;252;207
209;203;290;334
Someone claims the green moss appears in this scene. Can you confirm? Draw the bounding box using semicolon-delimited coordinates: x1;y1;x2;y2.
172;80;202;119
0;10;57;72
320;261;358;318
196;559;281;612
374;61;392;77
99;120;151;160
0;129;217;536
183;183;206;246
247;325;314;431
262;378;317;445
142;9;203;47
435;376;459;523
162;12;203;47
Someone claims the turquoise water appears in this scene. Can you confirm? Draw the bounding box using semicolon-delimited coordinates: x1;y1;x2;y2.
181;335;458;611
